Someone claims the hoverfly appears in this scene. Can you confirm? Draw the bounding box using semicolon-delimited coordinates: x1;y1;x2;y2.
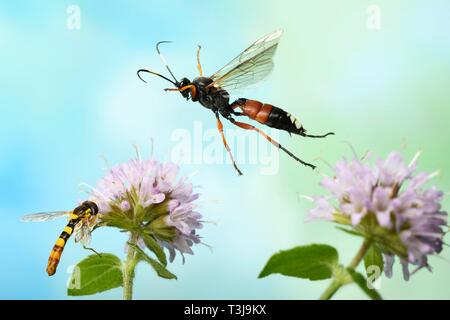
138;30;334;175
21;201;99;276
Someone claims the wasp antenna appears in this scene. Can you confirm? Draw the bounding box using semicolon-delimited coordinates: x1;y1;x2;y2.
137;69;148;83
156;41;178;83
137;68;176;85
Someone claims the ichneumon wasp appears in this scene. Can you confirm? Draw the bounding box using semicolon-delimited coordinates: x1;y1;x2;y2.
137;30;334;175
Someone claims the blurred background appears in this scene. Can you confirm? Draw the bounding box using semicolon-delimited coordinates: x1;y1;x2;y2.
1;0;449;299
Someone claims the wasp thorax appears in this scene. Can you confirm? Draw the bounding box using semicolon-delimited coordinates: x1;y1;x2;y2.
192;76;213;87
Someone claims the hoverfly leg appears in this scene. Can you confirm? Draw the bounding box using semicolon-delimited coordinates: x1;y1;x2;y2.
227;117;316;170
215;112;243;176
83;245;102;257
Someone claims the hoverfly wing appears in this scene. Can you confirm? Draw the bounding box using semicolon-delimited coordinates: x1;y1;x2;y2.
73;220;85;243
79;226;92;246
21;211;70;222
74;217;95;246
208;30;283;91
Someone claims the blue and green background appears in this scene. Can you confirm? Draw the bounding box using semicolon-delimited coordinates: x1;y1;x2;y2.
1;1;449;299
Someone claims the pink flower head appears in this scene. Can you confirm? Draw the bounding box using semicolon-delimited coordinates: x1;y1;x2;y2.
89;156;203;262
308;151;447;280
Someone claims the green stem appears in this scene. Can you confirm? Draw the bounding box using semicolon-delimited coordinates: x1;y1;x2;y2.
319;238;372;300
318;278;342;300
123;232;139;300
348;238;372;269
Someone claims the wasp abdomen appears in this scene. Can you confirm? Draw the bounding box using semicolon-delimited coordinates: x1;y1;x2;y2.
232;98;305;134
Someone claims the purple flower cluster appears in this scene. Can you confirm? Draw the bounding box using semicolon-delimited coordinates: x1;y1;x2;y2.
308;152;447;279
90;157;202;261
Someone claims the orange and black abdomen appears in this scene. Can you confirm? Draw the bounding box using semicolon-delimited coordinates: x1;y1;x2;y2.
231;98;306;135
46;218;78;276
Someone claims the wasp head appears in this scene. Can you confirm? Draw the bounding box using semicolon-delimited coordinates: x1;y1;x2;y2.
177;77;191;100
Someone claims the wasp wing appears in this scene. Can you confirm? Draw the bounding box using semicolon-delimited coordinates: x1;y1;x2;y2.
21;211;70;222
208;30;283;91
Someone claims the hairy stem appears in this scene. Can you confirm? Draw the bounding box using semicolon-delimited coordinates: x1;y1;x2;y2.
319;238;372;300
123;232;139;300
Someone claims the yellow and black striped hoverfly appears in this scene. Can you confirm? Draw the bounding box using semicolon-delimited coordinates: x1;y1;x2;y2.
21;201;99;276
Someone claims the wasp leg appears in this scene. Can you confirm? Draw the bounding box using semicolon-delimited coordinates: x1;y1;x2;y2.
215;112;243;176
299;131;334;138
83;245;102;257
165;84;197;100
230;110;245;116
227;118;316;170
197;45;203;76
164;85;194;92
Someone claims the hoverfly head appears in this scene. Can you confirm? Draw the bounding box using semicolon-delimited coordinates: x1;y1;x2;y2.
87;201;99;215
76;200;99;216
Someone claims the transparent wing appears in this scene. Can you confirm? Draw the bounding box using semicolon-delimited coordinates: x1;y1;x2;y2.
209;30;283;91
74;217;96;246
21;211;70;222
74;222;91;246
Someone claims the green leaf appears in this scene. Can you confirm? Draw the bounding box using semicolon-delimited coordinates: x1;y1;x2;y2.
128;242;177;280
364;244;384;280
67;253;123;296
143;202;169;222
148;216;177;242
141;233;167;266
258;244;339;281
346;268;383;300
100;205;136;231
336;227;363;237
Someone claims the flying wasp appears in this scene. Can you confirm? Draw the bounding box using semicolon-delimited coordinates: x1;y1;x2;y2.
138;30;334;175
21;201;99;276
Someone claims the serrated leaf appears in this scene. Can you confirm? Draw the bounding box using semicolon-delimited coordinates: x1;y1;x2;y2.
128;242;177;280
346;268;383;300
67;253;123;296
364;245;384;280
258;244;339;281
141;233;167;266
